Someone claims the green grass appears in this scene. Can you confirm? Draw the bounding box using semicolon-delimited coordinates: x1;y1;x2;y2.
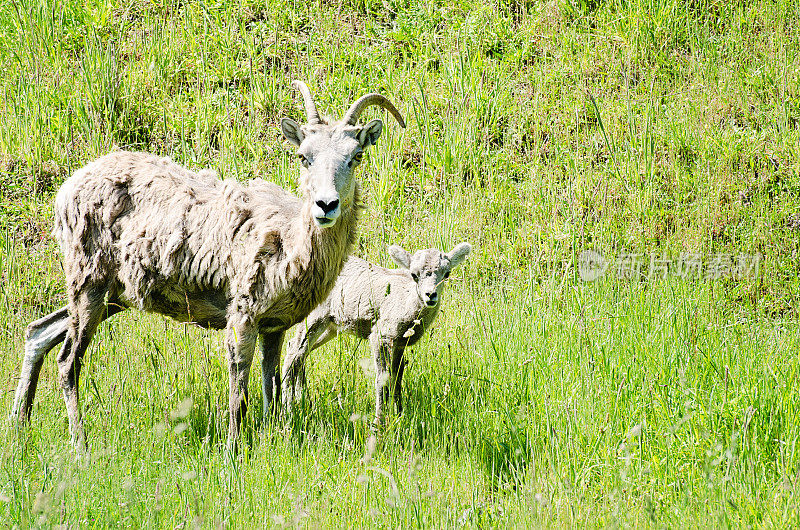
1;0;800;525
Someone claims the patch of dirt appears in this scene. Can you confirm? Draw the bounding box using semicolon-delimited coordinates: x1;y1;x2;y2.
0;157;66;199
786;213;800;231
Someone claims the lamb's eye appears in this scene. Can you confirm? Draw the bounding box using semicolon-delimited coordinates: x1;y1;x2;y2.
411;273;419;281
444;271;450;279
298;154;310;167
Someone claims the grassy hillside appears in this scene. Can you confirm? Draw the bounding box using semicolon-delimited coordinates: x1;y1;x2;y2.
1;0;799;526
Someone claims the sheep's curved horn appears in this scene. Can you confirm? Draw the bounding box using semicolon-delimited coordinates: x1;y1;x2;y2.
291;80;322;124
341;93;406;128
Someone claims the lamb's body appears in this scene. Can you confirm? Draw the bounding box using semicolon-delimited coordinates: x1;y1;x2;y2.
56;151;353;331
282;243;471;423
321;257;441;342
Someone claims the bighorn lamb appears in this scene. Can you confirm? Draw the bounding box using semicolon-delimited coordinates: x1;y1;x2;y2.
11;81;405;448
282;242;471;424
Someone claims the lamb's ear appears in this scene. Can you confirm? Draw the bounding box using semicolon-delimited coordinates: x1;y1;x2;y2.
357;119;383;148
281;118;305;146
388;245;411;269
447;242;472;268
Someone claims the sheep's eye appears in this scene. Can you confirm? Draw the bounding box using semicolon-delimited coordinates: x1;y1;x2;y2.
349;152;363;167
298;154;310;167
411;273;419;281
444;271;450;279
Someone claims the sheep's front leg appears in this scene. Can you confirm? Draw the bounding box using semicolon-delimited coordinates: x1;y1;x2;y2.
226;313;258;445
369;332;393;426
260;330;284;422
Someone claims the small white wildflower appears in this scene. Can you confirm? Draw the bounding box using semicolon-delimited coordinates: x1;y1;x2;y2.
153;422;168;438
357;357;375;377
170;397;194;420
362;435;377;464
535;493;549;506
32;492;50;514
174;422;189;435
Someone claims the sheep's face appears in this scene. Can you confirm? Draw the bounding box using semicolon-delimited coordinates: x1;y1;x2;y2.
281;120;383;228
389;243;472;307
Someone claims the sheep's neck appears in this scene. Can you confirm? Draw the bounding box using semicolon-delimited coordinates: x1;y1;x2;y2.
288;186;361;282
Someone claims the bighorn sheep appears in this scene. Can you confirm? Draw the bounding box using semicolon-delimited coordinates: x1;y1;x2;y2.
281;243;471;424
11;81;405;449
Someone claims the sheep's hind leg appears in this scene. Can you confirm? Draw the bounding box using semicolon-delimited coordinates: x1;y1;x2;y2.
281;319;334;417
11;306;70;422
260;330;285;422
12;301;126;425
56;286;109;451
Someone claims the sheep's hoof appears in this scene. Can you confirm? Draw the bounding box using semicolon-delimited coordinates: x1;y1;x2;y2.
224;438;245;463
71;439;91;463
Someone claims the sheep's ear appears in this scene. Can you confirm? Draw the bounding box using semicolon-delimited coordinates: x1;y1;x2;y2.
388;245;411;269
281;118;305;146
447;242;472;268
357;119;383;148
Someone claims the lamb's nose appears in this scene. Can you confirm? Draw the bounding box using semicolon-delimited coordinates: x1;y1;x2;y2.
316;199;339;215
427;293;438;305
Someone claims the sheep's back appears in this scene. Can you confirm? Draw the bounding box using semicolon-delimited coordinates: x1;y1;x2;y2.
54;151;300;313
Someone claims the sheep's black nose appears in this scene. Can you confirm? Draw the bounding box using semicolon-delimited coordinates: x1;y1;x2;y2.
316;199;339;215
426;293;438;305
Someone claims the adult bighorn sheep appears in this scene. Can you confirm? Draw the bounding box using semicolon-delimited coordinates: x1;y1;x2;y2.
11;81;405;449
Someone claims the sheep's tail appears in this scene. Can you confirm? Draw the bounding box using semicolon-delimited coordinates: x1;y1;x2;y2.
53;166;129;293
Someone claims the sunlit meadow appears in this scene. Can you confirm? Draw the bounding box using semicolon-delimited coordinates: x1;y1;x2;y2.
1;0;799;526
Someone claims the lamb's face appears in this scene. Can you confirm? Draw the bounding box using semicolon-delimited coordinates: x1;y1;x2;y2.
409;250;452;307
388;243;473;307
281;120;383;228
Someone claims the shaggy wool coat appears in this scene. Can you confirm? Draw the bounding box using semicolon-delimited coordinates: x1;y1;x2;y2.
55;151;359;331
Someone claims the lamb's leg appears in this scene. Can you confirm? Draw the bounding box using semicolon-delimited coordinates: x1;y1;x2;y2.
370;333;393;426
259;329;284;422
12;306;70;422
303;326;337;399
226;312;258;445
391;346;408;416
281;318;333;415
56;286;108;451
